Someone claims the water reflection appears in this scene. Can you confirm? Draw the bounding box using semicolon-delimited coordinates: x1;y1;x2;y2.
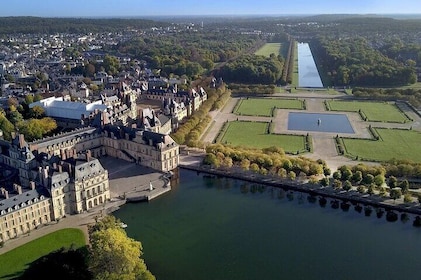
298;42;323;87
114;170;421;280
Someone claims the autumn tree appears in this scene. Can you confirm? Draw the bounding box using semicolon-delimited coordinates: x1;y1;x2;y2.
0;113;15;140
29;105;45;119
88;216;155;280
17;117;57;141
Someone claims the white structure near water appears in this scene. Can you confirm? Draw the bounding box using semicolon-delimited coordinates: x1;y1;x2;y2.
298;43;323;88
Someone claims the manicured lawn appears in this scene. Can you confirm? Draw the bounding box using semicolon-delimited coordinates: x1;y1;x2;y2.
255;43;283;57
341;128;421;162
219;121;306;153
0;228;86;279
235;98;304;117
327;100;410;123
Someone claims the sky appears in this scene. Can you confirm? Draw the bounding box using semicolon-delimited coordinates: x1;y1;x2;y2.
1;0;420;17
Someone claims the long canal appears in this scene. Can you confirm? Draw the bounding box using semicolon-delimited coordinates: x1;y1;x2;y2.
298;42;323;88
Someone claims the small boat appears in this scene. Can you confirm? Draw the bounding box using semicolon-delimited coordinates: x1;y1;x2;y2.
120;222;128;228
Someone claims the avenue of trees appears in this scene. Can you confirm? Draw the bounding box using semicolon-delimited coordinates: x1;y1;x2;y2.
171;80;231;147
203;143;327;178
311;36;417;87
352;87;421;108
323;163;419;202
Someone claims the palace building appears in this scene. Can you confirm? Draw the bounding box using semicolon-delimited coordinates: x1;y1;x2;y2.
0;123;179;242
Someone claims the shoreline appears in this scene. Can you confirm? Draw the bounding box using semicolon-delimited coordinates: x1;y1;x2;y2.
179;163;421;216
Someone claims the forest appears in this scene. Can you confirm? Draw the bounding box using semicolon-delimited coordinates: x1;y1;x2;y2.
218;54;284;84
0;17;168;34
311;36;417;87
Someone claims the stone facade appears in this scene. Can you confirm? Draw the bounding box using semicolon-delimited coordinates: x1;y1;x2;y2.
0;124;179;242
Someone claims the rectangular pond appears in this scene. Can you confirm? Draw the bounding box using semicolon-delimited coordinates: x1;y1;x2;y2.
288;112;355;133
298;42;323;88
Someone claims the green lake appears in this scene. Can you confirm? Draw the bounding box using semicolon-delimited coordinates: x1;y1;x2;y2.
114;169;421;280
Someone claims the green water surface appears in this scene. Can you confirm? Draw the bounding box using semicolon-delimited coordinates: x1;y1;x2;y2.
114;169;421;280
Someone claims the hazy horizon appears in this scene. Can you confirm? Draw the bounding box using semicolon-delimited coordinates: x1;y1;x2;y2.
2;0;420;17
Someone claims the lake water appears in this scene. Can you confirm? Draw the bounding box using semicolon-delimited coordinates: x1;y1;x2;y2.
288;112;355;133
298;42;323;88
114;169;421;280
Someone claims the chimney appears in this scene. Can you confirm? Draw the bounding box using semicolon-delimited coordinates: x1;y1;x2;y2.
30;181;36;190
58;165;63;173
61;149;67;160
1;188;9;199
18;134;25;148
53;162;57;170
13;184;22;194
86;150;92;162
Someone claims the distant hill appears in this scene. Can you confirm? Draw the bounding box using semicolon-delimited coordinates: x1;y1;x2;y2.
0;16;169;34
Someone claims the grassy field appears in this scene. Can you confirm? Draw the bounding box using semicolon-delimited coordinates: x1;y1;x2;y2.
327;100;410;123
255;43;283;57
341;128;421;162
0;228;86;279
219;121;306;153
235;98;304;117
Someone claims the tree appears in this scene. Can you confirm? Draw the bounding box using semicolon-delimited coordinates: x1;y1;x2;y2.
400;179;410;194
332;170;342;180
34;93;43;102
320;177;330;187
8;110;23;125
363;174;375;185
7;97;19;108
374;174;385;187
0;114;14;140
333;179;342;189
103;55;120;75
404;193;413;203
288;171;296;180
390;188;402;202
352;171;363;184
341;167;353;181
387;176;398;188
17;117;57;141
88;216;155;280
343;180;352;191
24;94;34;105
29;105;45;119
85;63;96;77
